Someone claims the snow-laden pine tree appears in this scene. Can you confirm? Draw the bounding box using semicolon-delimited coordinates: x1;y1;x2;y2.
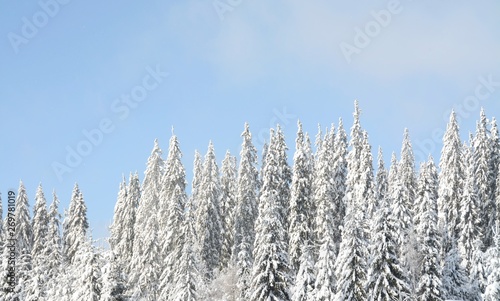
474;109;495;249
11;181;33;301
100;252;126;301
311;126;337;301
220;150;237;269
109;176;131;272
196;141;223;279
71;238;102;301
128;140;164;300
331;119;348;256
250;128;292;301
292;244;315;301
26;184;49;301
63;183;89;264
275;124;292;243
388;152;399;197
157;134;188;298
232;123;260;299
414;158;443;301
490;118;499;225
458;141;482;270
288;120;314;274
44;191;63;299
375;147;389;210
366;183;410;301
359;131;376;223
438;110;464;255
484;224;500;300
334;102;368;301
441;238;475;300
170;187;205;301
191;150;203;217
120;172;139;276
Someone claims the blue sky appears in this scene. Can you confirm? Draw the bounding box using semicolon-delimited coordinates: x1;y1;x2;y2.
1;0;499;242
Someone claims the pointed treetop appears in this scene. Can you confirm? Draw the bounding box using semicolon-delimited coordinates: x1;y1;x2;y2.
171;125;175;136
354;99;360;118
378;146;385;170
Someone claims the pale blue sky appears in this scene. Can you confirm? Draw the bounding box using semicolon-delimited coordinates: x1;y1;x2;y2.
1;0;499;241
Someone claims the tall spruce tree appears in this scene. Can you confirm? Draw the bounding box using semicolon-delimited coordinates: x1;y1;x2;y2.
232;123;259;299
438;110;464;255
366;186;410;301
415;158;443;301
288;120;314;274
474;109;495;249
71;238;102;301
158;134;188;298
196;141;223;279
275;124;292;242
250;128;292;301
63;183;89;264
220;150;237;269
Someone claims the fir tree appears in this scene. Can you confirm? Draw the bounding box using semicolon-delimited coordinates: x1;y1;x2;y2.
191;150;203;217
63;183;89;264
441;239;475;301
438;110;464;254
415;158;443;301
474;109;495;249
366;191;410;301
71;238;102;301
292;244;315;301
311;126;337;301
274;124;292;242
196;141;223;279
220;150;237;269
100;252;126;301
250;128;292;301
26;184;49;301
484;224;500;301
44;191;63;299
288;120;314;274
232;123;259;299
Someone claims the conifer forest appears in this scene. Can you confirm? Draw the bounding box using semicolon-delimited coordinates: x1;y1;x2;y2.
3;101;500;301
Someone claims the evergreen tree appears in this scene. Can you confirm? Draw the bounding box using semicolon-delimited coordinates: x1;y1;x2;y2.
220;150;237;269
375;147;389;208
122;172;139;275
388;152;399;198
171;192;205;301
438;110;464;253
292;244;315;301
63;183;89;264
45;191;63;299
484;224;500;300
27;184;49;301
71;238;102;301
311;126;337;301
191;150;203;216
109;177;128;265
274;125;292;242
458;142;482;270
331;119;348;256
196;141;223;279
157;133;188;298
232;123;260;299
366;190;410;301
441;239;475;301
415;158;443;301
288;120;314;274
128;140;164;300
474;109;495;249
100;252;126;301
250;128;292;301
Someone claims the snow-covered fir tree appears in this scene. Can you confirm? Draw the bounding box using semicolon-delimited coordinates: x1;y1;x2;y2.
292;244;315;301
414;158;443;301
366;185;410;301
288;120;314;274
220;150;238;269
63;183;89;264
71;238;102;301
274;125;292;243
375;147;389;210
191;150;203;216
474;109;495;249
44;191;63;299
232;123;260;300
458;141;482;270
158;133;189;299
484;224;500;300
441;238;476;300
196;141;223;279
128;139;164;300
26;184;49;300
311;126;337;301
438;110;464;255
100;252;126;301
250;127;292;301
